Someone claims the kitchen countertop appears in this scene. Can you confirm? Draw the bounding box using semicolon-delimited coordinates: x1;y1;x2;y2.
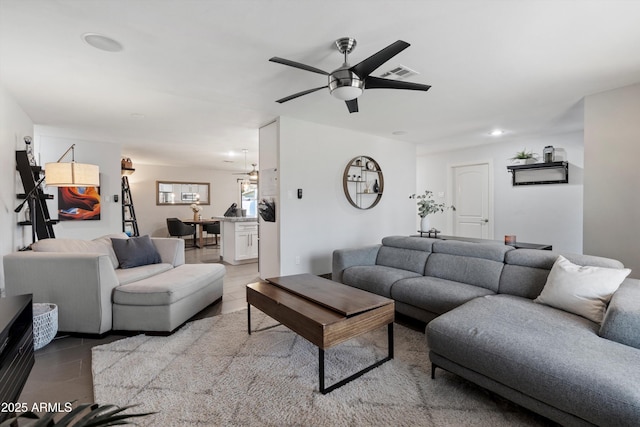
212;216;258;222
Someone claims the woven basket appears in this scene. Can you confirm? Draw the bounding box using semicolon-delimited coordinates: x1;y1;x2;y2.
33;303;58;350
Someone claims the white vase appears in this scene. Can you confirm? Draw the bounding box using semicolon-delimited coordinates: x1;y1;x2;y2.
420;216;431;232
513;158;536;165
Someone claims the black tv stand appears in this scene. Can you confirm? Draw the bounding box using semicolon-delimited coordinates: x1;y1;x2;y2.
0;294;35;422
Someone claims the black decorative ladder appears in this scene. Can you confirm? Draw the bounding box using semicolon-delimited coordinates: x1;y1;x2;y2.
121;175;139;237
15;150;57;243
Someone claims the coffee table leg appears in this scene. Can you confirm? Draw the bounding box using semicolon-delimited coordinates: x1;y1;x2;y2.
388;322;394;359
319;348;325;393
247;303;251;335
318;323;394;394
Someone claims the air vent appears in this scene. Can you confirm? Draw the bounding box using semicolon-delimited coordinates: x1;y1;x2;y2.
379;64;419;80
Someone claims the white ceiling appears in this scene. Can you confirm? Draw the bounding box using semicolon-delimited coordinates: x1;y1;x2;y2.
2;0;640;171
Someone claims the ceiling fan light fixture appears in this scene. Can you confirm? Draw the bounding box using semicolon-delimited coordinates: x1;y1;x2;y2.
330;85;363;101
329;69;364;100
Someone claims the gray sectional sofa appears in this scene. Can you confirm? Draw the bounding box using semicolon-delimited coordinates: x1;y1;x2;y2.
333;236;640;426
4;234;225;335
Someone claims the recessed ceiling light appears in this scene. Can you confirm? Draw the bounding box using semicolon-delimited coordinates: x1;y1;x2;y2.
490;129;505;136
82;33;123;52
392;130;408;136
130;113;145;119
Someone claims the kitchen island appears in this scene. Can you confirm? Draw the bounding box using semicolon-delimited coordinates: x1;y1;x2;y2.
213;216;258;265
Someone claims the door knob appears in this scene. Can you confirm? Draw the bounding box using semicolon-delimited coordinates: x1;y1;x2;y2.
482;218;489;223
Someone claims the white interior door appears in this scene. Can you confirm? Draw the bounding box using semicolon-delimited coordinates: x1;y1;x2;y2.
452;163;491;238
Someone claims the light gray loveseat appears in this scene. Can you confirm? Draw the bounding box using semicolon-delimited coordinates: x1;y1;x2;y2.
333;236;640;426
4;234;225;335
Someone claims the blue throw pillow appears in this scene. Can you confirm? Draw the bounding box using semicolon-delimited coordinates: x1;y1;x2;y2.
111;235;162;269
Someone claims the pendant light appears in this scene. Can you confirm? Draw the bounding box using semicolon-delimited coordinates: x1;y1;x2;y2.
45;144;100;187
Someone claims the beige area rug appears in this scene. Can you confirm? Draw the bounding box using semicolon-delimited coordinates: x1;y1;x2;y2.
92;310;551;427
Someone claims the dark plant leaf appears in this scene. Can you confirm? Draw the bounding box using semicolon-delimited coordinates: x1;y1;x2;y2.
55;403;93;426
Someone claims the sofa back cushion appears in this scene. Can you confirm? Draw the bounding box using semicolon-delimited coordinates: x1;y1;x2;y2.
425;241;512;292
376;236;436;274
500;249;626;299
599;279;640;349
32;236;123;269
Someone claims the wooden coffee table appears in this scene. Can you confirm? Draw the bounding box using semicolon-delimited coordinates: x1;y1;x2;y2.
246;274;395;394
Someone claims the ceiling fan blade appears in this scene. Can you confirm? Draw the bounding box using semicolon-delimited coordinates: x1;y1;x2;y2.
269;57;330;75
345;98;359;113
350;40;410;78
276;86;326;103
365;76;431;91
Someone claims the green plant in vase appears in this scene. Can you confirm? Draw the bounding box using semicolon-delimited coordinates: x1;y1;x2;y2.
510;149;538;164
410;190;455;232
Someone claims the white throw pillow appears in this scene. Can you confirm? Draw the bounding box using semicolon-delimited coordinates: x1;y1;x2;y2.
534;255;631;324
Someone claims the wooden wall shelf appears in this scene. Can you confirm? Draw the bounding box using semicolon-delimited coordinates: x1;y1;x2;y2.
507;161;568;186
343;156;384;210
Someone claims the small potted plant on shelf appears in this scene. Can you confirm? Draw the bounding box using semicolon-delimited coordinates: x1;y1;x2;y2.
410;190;456;232
510;148;538;165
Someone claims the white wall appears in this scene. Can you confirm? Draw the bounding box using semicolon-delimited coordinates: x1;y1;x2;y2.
271;116;417;276
584;83;640;278
130;163;242;237
258;120;280;279
0;85;34;294
417;132;584;253
35;130;122;239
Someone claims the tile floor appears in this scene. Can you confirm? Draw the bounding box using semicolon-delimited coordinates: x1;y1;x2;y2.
17;245;259;407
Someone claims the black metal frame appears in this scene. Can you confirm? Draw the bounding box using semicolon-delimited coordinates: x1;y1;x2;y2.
506;161;569;186
318;322;393;394
247;303;394;394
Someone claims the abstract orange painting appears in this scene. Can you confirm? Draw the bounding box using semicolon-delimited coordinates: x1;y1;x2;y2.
58;186;101;220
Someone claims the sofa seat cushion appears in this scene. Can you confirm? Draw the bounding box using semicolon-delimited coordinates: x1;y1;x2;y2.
427;295;640;426
392;276;494;315
342;265;421;297
115;263;174;285
114;264;225;306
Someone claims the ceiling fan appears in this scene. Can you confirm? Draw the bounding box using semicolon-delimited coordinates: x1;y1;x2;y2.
232;150;258;181
246;163;258;181
270;37;431;113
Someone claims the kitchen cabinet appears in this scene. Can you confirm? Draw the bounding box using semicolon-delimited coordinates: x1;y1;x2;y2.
217;218;258;265
235;222;258;261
